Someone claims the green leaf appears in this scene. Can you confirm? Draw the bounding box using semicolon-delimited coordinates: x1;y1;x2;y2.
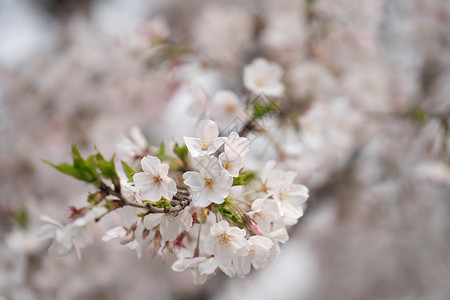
71;144;85;168
15;207;29;229
155;141;168;161
253;99;279;119
121;161;136;182
43;144;100;187
174;143;189;168
232;171;256;186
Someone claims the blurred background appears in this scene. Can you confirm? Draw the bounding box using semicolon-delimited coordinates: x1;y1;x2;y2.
1;0;450;299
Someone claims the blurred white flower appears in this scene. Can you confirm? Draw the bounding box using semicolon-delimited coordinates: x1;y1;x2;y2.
138;16;170;43
37;208;106;260
133;156;177;201
116;126;152;167
244;58;284;97
206;90;248;129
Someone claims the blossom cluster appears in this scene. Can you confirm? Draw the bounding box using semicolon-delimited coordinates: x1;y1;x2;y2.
38;118;308;284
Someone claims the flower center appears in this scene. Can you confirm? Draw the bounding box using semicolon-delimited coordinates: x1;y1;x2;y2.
204;177;214;189
220;233;231;247
255;76;266;87
279;190;292;201
225;104;236;114
223;162;232;170
200;138;211;150
153;175;163;184
249;248;255;256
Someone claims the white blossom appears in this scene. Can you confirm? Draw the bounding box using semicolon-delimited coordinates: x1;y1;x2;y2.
183;156;233;207
102;226;142;258
243;57;284;97
37;208;107;260
143;209;193;242
206;90;249;129
219;132;249;177
267;170;309;226
248;197;289;244
133;155;177;201
116;126;151;166
183;119;225;157
172;257;218;285
233;236;273;277
204;220;248;268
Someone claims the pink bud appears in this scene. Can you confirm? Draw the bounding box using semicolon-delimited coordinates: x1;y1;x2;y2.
148;240;160;258
244;214;264;236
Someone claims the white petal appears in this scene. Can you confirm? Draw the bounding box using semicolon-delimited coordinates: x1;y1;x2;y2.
191;190;212;207
126;240;142;258
140;156;161;174
160;215;180;242
198;257;218;275
183;137;203;157
133;172;153;190
143;213;163;229
166;178;177;199
179;210;193;231
183;171;204;191
129;126;147;150
102;226;125;242
36;224;56;240
196;119;219;140
39;215;63;228
208;137;226;154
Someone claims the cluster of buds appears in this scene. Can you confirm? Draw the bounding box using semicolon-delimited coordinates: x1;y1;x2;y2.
38;118;308;284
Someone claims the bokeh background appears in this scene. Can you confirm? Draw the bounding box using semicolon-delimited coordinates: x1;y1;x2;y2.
1;0;450;299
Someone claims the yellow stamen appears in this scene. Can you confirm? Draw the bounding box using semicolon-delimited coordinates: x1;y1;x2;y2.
223;162;232;170
255;77;266;87
204;177;214;189
153;176;162;183
200;138;210;150
225;104;236;114
220;233;231;247
249;248;255;256
279;191;292;201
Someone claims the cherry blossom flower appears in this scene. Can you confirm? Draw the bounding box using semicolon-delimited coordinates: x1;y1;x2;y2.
183;119;225;157
233;235;273;277
243;58;284;97
133;156;177;201
143;209;193;242
116;126;152;166
102;226;142;258
37;207;107;260
120;180;142;204
36;216;73;257
183;156;233;207
204;220;248;268
172;256;218;285
248;197;289;244
219;132;250;177
138;16;170;44
267;170;309;226
206;90;249;129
